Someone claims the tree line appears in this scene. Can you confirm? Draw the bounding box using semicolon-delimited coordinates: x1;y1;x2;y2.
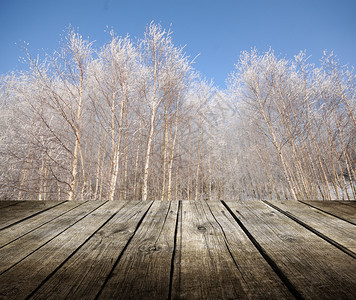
0;24;355;200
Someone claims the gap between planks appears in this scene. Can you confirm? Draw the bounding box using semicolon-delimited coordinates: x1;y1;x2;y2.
1;200;355;300
264;201;356;258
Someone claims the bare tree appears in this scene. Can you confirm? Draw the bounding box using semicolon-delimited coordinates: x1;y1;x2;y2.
139;23;192;201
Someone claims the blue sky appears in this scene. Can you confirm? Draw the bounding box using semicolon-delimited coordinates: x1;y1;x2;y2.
1;0;355;88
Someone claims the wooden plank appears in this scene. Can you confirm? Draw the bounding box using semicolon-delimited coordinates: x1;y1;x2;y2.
172;201;259;300
205;201;294;299
0;201;123;300
0;201;23;209
0;201;106;275
300;201;356;224
224;201;356;300
0;201;66;230
29;201;152;300
97;201;176;300
266;201;356;254
0;201;86;248
344;201;356;207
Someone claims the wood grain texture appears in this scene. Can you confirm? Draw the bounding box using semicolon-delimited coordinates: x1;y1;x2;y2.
266;200;356;253
0;201;120;300
344;201;356;207
300;200;356;224
0;201;24;209
172;201;255;300
205;201;294;299
225;200;356;300
0;201;66;230
0;201;85;248
0;200;355;300
29;202;152;300
98;201;176;300
0;201;104;275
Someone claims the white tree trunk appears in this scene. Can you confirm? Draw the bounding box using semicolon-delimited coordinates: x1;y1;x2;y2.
142;107;156;201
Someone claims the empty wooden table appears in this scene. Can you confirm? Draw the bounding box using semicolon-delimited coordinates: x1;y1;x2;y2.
0;200;355;299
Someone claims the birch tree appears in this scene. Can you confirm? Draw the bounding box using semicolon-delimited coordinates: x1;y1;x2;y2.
92;33;139;200
139;23;192;201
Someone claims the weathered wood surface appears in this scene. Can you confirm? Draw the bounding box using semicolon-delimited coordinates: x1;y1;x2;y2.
0;201;66;230
172;201;293;300
98;200;174;300
0;201;24;209
266;201;356;254
299;200;356;224
0;201;86;248
0;200;355;300
226;201;356;300
31;201;152;300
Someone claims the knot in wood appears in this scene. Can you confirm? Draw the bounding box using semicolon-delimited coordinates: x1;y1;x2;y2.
279;235;297;242
147;245;161;252
197;226;206;231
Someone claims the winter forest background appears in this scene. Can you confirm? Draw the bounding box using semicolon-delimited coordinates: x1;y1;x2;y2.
0;23;355;201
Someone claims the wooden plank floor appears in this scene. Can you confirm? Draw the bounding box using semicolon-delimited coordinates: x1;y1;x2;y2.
0;200;355;300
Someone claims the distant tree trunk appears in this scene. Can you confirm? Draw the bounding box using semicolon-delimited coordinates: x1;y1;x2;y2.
161;113;169;200
252;73;298;200
167;109;179;200
108;92;126;201
69;65;85;201
195;115;203;201
133;133;141;200
142;106;157;201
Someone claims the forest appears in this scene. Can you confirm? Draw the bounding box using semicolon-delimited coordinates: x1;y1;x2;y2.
0;23;355;201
